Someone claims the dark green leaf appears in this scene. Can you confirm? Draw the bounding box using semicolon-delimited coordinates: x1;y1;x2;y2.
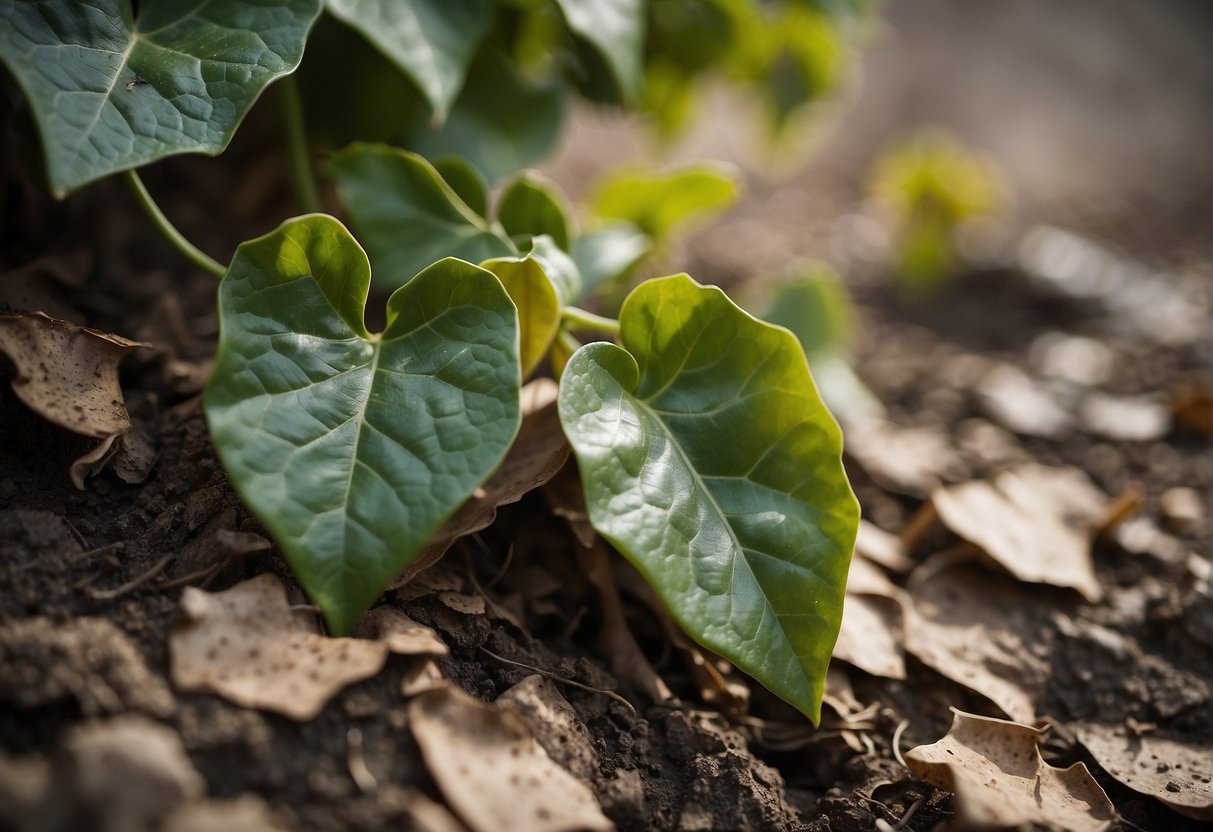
554;0;644;103
558;274;858;722
761;264;854;357
571;222;651;298
433;155;490;219
589;163;740;244
325;0;491;121
404;50;565;183
328;143;515;289
498;172;572;251
205;215;522;634
0;0;322;195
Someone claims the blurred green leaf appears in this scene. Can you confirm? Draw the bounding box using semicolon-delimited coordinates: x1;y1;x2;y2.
432;155;491;219
498;172;572;250
589;163;740;243
325;0;491;121
554;0;645;103
206;215;521;634
558;274;858;722
571;222;651;297
0;0;322;195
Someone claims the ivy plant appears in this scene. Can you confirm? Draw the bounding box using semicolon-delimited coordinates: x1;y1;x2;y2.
0;0;864;723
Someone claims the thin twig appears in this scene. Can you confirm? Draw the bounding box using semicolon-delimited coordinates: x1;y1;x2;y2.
478;646;637;717
892;719;910;769
88;553;173;600
895;796;925;830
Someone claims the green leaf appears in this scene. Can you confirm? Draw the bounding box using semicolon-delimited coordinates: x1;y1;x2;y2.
497;172;572;251
405;50;565;183
589;163;741;244
325;0;491;122
557;274;858;722
554;0;644;103
571;222;651;298
328;143;515;289
761;264;854;357
205;215;522;635
526;235;581;305
0;0;322;196
481;255;559;379
432;155;490;219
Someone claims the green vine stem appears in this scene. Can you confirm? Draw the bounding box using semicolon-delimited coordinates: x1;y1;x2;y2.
281;74;321;214
561;306;621;336
123;170;226;279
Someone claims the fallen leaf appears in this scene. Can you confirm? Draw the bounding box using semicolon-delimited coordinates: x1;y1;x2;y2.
833;595;905;680
904;559;1051;722
0;312;148;489
408;685;613;832
977;362;1074;438
1160;487;1205;535
401;659;446;697
393;382;570;587
1029;332;1115;387
854;520;916;574
1075;723;1213;821
906;709;1114;832
162;794;291;832
0;251;89;321
923;464;1107;600
498;675;602;784
352;606;448;656
1079;393;1171;442
170;574;389;720
845;418;967;497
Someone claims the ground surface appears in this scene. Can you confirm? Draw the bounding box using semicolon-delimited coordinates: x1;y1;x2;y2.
1;2;1210;831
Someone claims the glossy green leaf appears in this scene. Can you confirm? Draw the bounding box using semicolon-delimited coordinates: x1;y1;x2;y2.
432;155;490;219
205;215;522;635
0;0;322;195
328;143;515;289
554;0;644;103
557;274;858;722
571;222;651;298
497;172;572;251
325;0;490;122
482;256;559;378
589;163;741;244
404;50;565;183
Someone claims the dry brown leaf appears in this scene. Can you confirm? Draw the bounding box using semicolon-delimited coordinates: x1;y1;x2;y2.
845;418;967;497
926;464;1107;601
408;685;613;832
393;383;570;587
904;559;1050;722
401;659;446;697
352;606;448;656
833;595;905;679
855;520;916;574
1079;393;1171;441
498;675;602;784
977;362;1074;438
162;795;290;832
906;709;1114;832
170;574;389;720
1076;723;1213;821
0;251;89;320
0;312;150;489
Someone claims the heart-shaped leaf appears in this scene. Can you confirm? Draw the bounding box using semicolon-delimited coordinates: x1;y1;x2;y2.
324;0;491;122
557;274;858;722
0;0;322;195
498;172;572;251
329;143;515;289
554;0;645;103
205;215;521;634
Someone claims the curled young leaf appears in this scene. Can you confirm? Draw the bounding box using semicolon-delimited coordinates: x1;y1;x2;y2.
558;274;858;722
205;215;521;634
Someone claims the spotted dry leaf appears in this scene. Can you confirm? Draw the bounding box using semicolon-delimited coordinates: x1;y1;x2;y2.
906;709;1115;832
1076;723;1213;821
170;574;388;720
409;685;613;832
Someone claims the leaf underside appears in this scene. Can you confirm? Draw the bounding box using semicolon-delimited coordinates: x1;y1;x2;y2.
0;0;322;195
558;274;858;721
205;215;521;634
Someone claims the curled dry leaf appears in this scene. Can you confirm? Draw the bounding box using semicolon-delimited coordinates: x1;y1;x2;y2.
393;380;570;587
922;464;1107;601
904;559;1050;722
1075;723;1213;821
170;574;389;720
845;418;967;497
0;312;148;488
408;685;613;832
905;709;1115;832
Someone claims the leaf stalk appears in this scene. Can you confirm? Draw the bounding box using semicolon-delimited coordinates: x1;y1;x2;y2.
280;74;322;214
123;171;226;279
561;306;621;336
